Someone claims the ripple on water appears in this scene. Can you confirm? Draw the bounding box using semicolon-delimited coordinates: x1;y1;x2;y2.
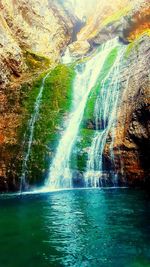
0;188;150;267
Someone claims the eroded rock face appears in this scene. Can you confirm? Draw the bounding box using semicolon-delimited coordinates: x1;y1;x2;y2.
0;0;76;86
92;0;150;45
69;0;149;56
68;40;90;57
104;36;150;187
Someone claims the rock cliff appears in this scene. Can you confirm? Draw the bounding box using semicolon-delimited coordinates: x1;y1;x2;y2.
0;0;76;87
68;0;149;56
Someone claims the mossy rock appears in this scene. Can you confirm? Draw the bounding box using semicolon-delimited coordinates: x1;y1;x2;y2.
125;31;150;58
18;64;75;186
24;50;51;71
70;128;95;172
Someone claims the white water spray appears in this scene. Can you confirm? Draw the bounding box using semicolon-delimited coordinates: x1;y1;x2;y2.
46;38;119;190
84;46;125;187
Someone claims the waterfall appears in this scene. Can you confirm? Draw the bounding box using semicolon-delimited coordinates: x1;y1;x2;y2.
84;46;125;187
46;38;119;190
20;72;50;191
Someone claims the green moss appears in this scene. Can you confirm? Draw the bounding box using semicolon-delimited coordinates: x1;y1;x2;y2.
125;33;146;58
24;50;51;70
19;64;75;185
18;71;49;141
125;37;142;57
70;129;95;171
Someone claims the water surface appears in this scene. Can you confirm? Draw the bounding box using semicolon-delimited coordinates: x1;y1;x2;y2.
0;189;150;267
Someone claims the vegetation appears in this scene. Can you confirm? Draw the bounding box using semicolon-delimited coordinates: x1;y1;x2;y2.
19;64;75;185
70;128;95;171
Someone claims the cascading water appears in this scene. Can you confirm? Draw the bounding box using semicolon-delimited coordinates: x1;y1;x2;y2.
46;38;119;190
20;72;50;191
84;45;126;187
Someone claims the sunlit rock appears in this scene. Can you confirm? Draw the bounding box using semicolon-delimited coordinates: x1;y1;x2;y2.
68;40;90;57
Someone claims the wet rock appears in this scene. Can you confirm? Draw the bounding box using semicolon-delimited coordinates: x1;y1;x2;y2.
72;171;85;188
104;35;150;187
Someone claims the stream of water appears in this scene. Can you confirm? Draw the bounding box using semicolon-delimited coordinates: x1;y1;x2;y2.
46;38;120;190
20;72;50;191
84;46;125;187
